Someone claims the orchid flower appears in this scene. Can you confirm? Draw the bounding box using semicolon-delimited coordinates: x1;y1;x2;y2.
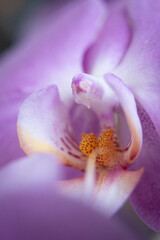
0;0;160;233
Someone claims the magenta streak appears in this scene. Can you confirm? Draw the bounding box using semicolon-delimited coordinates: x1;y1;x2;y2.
67;151;81;159
65;128;77;142
116;150;123;152
124;141;132;152
60;138;71;150
65;136;80;151
113;143;120;147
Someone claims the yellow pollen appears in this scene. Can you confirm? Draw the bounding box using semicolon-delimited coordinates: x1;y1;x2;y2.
79;129;116;168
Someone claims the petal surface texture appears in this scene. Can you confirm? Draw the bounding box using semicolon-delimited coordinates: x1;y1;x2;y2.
0;0;106;166
129;105;160;232
114;0;160;136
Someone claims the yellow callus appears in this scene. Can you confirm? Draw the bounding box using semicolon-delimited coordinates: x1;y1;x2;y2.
79;129;117;168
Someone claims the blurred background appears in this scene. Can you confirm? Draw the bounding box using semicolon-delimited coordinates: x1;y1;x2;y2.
0;0;64;53
0;0;160;239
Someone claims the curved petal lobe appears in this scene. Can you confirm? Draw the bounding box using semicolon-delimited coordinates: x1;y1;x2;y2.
84;8;131;76
17;85;87;171
105;73;142;167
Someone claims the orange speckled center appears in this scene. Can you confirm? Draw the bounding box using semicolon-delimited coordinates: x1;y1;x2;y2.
79;129;116;168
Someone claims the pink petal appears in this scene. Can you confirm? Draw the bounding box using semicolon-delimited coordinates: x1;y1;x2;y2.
129;105;160;232
0;153;59;194
84;8;131;76
105;73;142;167
114;0;160;136
17;85;87;170
0;148;144;239
0;93;27;167
0;186;140;240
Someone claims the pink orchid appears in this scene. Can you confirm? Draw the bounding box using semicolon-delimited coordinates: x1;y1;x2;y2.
0;0;160;233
